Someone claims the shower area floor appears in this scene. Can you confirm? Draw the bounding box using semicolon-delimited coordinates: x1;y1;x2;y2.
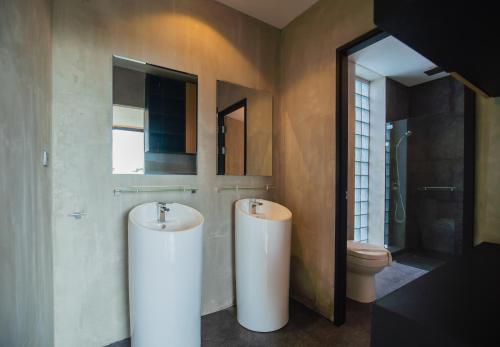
394;250;452;271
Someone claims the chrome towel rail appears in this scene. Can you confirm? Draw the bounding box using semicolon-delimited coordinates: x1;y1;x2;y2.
215;184;276;193
114;185;198;195
418;186;456;192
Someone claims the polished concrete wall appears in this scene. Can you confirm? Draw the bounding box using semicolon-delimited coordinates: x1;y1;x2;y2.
475;96;500;245
278;0;374;320
0;0;53;345
368;77;387;246
51;0;279;345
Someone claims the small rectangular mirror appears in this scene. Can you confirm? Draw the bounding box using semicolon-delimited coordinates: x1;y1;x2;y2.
216;81;272;176
112;56;197;175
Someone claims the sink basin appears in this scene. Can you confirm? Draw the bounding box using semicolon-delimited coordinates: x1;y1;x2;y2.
128;202;204;347
235;199;292;332
129;202;202;232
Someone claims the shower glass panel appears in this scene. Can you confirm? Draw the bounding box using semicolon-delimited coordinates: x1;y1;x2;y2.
384;101;465;256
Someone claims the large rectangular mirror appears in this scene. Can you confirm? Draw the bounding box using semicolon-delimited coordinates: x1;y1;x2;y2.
112;56;197;175
216;81;272;176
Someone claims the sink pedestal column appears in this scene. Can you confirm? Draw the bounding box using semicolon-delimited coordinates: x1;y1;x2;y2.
235;199;292;332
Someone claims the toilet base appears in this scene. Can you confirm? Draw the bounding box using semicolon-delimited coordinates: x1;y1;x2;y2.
346;271;376;303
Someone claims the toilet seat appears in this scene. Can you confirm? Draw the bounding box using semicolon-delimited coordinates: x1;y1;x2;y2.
347;241;392;263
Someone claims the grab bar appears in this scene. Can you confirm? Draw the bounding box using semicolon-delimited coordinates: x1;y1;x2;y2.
418;186;456;192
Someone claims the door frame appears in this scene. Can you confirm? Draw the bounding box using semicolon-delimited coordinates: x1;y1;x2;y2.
217;98;247;175
334;28;476;325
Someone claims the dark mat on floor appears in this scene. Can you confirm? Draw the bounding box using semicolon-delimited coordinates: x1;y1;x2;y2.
375;261;428;299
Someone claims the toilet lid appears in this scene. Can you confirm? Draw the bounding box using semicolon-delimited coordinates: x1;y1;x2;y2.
347;240;392;261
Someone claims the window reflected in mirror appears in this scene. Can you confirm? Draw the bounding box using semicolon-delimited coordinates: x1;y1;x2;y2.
112;56;197;175
216;81;272;176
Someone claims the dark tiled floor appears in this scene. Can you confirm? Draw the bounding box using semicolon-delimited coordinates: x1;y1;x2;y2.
107;299;371;347
203;299;371;347
105;262;436;347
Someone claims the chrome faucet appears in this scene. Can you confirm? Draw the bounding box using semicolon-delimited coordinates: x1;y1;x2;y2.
157;202;170;223
249;199;263;214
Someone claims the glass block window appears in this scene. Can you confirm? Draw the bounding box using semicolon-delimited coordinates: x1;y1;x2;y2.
384;123;393;246
354;79;370;243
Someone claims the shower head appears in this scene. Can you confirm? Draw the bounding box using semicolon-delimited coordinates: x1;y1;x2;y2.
396;130;413;148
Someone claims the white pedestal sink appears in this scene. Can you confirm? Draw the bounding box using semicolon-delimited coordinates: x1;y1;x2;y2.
235;199;292;332
128;202;204;347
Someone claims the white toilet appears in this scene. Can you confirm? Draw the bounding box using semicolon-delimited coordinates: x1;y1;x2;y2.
347;240;392;303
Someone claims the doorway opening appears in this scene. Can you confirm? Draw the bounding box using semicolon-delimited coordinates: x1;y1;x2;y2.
334;29;475;325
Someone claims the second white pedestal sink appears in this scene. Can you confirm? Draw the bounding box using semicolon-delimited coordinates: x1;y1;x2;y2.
128;202;204;347
235;199;292;332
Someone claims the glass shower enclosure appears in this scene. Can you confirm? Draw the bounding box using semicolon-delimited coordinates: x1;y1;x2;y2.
384;77;466;257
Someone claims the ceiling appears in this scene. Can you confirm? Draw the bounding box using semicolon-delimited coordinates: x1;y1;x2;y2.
226;107;245;122
349;36;448;87
375;0;498;96
213;0;319;29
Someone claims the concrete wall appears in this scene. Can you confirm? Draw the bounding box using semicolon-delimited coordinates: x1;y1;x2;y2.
475;96;500;245
368;77;387;246
278;0;374;320
51;0;279;345
0;0;54;346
